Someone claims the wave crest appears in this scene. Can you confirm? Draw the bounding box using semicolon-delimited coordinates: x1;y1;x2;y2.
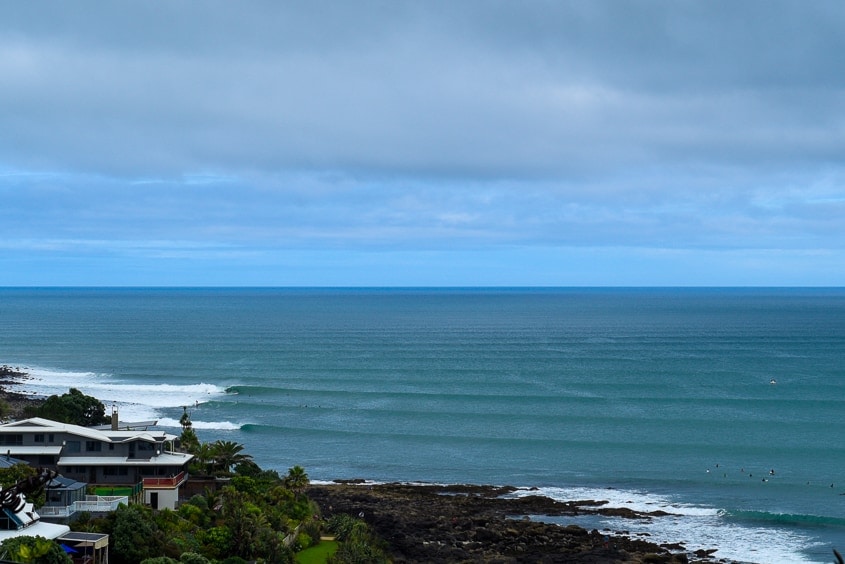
156;417;242;431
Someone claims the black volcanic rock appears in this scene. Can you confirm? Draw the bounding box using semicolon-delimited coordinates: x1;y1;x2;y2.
307;482;730;563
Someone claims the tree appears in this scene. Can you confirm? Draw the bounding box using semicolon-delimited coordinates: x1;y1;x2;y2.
0;535;72;564
210;440;252;475
0;463;47;508
283;465;309;499
179;408;200;454
110;503;165;564
191;443;216;475
30;388;109;426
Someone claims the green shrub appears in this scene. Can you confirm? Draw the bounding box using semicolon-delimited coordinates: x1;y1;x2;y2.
179;553;211;564
295;532;312;551
186;494;209;511
0;535;72;564
219;558;249;564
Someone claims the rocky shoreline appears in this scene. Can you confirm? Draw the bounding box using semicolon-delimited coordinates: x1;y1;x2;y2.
0;365;44;419
307;482;732;564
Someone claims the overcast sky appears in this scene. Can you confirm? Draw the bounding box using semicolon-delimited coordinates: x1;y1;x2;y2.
2;1;844;286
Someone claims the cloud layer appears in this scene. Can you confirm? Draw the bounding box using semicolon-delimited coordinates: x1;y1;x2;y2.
2;1;844;284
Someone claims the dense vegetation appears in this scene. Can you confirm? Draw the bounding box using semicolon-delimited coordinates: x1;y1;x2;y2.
25;388;110;427
0;535;72;564
0;396;387;564
0;402;385;564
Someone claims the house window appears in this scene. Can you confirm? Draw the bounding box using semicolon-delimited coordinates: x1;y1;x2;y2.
34;434;45;443
108;444;115;450
0;434;22;446
38;455;54;465
48;434;54;443
104;467;117;476
65;441;80;453
85;441;102;452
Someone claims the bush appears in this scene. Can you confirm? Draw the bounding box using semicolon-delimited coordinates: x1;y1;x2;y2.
302;519;323;547
179;553;211;564
0;535;73;564
295;532;312;551
186;494;209;511
324;515;389;564
219;558;249;564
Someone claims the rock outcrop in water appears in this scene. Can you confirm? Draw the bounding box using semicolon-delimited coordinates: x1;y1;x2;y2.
307;482;731;563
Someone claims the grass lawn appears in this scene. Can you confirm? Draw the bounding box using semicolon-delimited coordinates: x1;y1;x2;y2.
295;540;338;564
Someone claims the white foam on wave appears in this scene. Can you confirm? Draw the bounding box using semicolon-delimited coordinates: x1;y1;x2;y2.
6;365;231;425
156;417;241;431
513;486;822;564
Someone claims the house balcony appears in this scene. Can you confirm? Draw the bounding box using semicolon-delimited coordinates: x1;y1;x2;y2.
143;471;188;489
39;495;128;518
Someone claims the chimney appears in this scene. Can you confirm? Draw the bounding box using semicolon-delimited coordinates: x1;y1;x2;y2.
111;406;119;431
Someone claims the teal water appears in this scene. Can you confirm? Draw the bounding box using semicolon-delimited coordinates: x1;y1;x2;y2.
1;287;844;562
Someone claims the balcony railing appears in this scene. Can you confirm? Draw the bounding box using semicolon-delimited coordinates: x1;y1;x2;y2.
39;496;128;518
143;471;187;488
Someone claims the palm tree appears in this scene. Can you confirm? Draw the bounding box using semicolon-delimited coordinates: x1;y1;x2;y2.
211;440;253;475
193;442;216;475
284;465;309;498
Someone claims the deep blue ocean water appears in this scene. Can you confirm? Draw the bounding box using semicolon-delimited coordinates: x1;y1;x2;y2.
1;287;844;562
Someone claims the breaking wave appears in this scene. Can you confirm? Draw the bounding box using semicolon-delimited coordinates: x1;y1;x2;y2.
156;417;242;431
513;486;825;563
5;365;228;423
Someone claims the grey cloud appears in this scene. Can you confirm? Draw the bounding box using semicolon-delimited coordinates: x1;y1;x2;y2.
2;1;844;179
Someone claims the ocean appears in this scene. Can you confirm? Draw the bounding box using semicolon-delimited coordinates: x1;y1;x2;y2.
1;287;843;563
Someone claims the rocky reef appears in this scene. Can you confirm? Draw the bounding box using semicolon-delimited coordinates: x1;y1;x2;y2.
307;482;731;563
0;365;43;419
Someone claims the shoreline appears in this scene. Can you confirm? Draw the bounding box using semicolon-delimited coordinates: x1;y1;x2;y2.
0;365;739;563
307;481;731;563
0;365;45;419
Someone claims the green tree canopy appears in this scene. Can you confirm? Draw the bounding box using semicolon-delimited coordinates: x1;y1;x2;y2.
0;463;47;508
210;440;253;475
283;465;309;498
29;388;110;427
110;503;166;564
0;535;72;564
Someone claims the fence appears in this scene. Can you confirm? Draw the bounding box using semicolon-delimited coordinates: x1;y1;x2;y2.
39;495;128;518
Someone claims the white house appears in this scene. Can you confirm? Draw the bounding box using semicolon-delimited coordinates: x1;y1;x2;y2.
0;417;193;510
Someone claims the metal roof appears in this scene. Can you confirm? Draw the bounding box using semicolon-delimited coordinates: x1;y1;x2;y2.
1;446;63;456
0;417;177;443
58;452;193;466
